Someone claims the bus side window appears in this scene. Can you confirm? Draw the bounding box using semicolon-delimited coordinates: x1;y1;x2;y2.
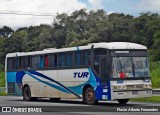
19;57;27;69
28;56;31;69
31;55;40;69
75;52;81;66
23;56;28;69
19;57;22;69
45;55;49;68
82;51;90;66
54;54;57;67
39;55;44;68
48;54;55;68
59;53;66;67
19;56;28;69
66;53;73;67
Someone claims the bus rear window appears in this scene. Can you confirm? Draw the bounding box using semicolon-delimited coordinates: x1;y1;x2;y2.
7;57;17;70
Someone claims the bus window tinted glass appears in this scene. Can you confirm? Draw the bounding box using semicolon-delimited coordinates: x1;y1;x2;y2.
44;55;48;68
7;57;17;70
82;52;90;65
31;56;40;68
66;53;73;66
19;57;28;69
59;53;66;67
40;55;44;68
75;52;81;66
48;54;55;67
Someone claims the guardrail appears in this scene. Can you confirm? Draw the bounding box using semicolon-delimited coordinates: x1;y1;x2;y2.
0;87;6;92
152;89;160;95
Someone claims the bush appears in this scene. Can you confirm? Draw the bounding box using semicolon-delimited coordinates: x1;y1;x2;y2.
0;64;4;71
149;61;160;88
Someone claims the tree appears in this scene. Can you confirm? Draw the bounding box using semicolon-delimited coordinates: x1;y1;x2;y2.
0;26;14;37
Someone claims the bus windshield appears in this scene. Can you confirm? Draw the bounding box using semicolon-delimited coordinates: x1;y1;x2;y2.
112;57;150;78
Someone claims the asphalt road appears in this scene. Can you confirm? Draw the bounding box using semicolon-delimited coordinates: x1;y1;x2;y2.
0;96;160;115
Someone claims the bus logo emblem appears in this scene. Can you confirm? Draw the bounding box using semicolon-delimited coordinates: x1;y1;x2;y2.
74;72;89;78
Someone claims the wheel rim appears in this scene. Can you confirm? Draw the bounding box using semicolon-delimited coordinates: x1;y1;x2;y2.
87;92;94;101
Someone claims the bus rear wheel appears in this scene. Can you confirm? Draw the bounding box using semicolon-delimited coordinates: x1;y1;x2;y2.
84;87;98;105
117;99;129;105
23;86;32;101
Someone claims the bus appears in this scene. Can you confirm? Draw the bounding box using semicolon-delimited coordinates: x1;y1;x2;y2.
5;42;152;105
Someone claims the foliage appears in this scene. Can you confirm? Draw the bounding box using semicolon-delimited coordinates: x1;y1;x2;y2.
149;61;160;88
0;26;14;37
0;71;5;87
0;9;160;88
0;10;160;63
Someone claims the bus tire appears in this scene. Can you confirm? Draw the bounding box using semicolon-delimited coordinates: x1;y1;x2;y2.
117;99;129;105
23;86;32;101
84;87;97;105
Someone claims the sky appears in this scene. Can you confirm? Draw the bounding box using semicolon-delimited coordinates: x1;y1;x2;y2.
0;0;160;29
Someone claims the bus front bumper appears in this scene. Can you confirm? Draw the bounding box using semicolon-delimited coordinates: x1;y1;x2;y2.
111;90;152;100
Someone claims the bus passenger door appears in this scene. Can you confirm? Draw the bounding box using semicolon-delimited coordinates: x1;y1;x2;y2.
94;56;111;100
94;56;109;84
100;56;111;100
100;57;109;84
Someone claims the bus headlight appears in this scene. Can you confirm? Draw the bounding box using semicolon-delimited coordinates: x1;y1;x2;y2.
123;85;127;89
143;84;152;89
113;86;117;90
113;85;126;90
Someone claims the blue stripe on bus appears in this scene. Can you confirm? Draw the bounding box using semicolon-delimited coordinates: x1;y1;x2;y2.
24;71;70;93
11;68;98;98
24;71;82;98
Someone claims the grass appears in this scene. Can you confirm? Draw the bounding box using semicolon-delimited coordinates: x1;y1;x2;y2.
131;96;160;103
0;71;5;87
0;91;7;96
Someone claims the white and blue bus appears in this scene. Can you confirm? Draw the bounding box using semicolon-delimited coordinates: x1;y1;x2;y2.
5;42;152;105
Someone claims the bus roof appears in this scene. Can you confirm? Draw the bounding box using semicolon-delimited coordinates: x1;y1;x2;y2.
6;42;147;57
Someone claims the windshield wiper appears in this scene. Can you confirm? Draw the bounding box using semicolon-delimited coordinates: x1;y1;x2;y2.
117;57;123;72
131;57;135;77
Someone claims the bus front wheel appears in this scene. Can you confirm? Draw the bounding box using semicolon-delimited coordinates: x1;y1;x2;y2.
23;86;32;101
117;99;129;105
84;87;98;105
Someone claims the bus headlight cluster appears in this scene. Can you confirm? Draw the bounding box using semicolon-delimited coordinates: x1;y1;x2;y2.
143;84;152;89
113;85;126;90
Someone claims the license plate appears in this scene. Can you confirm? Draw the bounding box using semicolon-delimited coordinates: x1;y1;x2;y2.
132;91;138;95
